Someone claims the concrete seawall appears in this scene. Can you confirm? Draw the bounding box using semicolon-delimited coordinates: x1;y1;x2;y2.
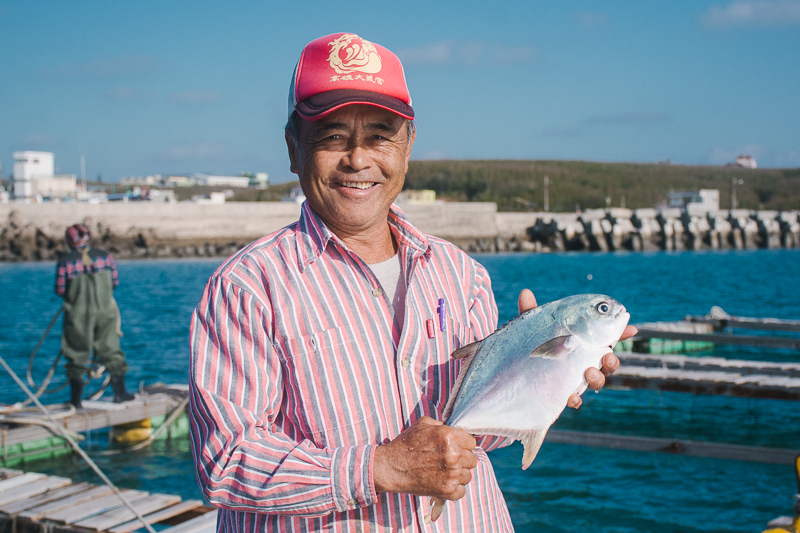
493;208;800;253
1;202;798;261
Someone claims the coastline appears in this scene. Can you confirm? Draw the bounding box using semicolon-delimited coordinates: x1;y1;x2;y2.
1;201;798;261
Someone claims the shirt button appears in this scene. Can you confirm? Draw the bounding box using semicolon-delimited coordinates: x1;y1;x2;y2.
401;357;409;367
348;499;357;506
372;288;382;297
424;515;432;524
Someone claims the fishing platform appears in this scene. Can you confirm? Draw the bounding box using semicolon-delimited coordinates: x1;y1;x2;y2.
624;306;800;353
1;386;189;468
0;467;216;533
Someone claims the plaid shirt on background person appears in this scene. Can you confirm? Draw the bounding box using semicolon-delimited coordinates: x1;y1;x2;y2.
55;247;119;297
188;202;515;532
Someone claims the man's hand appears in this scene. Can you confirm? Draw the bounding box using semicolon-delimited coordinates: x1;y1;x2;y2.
517;289;637;409
373;417;477;502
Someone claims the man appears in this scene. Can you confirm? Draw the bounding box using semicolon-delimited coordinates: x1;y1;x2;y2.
189;33;634;531
56;223;134;408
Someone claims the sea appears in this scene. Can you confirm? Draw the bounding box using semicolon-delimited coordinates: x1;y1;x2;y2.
1;249;799;532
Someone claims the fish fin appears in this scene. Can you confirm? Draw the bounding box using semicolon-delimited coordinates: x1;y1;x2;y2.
442;342;481;422
521;428;549;470
430;497;446;521
451;340;481;360
530;335;573;359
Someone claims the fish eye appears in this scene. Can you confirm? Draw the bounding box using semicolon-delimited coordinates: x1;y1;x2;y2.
596;302;611;314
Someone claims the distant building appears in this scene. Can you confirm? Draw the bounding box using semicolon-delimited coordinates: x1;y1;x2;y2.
12;151;77;201
250;172;269;189
396;189;438;205
192;191;229;204
282;186;306;204
667;189;720;213
192;173;251;188
163;175;194;187
735;154;757;169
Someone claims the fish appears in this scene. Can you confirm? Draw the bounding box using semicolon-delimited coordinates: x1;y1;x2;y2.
430;293;630;521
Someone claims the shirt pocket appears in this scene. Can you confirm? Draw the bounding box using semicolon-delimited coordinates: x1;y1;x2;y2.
423;316;475;420
280;326;379;448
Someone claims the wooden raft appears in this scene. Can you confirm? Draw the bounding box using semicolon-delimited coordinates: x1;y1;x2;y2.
610;353;800;401
0;468;216;533
1;386;187;453
633;308;800;351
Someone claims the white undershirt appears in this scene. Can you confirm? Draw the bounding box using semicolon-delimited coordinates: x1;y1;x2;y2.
369;253;406;327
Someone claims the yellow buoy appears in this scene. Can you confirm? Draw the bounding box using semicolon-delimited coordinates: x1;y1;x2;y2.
110;418;152;444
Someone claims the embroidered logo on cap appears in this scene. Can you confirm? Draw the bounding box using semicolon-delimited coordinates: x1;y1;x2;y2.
327;34;382;75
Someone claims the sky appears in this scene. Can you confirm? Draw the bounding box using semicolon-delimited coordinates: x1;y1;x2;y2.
1;0;799;183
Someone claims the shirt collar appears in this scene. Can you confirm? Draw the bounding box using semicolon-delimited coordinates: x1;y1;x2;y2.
295;201;430;270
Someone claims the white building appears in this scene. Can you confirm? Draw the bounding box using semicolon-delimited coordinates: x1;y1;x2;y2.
735;154;757;169
667;189;720;214
282;186;306;204
250;172;269;189
192;173;251;188
12;151;77;200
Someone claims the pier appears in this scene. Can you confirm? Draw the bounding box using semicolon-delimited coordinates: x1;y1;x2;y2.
1;386;188;467
0;468;216;533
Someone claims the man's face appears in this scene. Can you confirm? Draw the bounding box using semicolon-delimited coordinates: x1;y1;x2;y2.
286;105;415;238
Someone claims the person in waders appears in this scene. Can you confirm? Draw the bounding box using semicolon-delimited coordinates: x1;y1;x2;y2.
55;223;134;408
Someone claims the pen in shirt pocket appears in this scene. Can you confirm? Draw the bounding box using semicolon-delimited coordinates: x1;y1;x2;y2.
437;298;446;332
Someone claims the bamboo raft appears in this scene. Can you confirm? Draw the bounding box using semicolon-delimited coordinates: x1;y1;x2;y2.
0;468;216;533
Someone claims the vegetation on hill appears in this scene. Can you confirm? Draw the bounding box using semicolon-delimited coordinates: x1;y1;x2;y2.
404;160;800;212
8;160;797;212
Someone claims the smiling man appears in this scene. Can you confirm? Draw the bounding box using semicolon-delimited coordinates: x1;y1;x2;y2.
188;33;632;532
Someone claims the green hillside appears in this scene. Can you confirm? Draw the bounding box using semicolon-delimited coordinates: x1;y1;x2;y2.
403;160;800;212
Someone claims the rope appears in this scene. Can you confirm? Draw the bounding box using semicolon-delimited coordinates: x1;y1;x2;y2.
18;305;109;411
26;306;63;387
0;354;157;533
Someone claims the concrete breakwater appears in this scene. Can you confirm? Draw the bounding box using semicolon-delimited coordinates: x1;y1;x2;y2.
494;207;800;254
1;202;798;262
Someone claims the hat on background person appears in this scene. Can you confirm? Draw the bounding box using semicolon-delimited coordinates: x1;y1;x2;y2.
288;33;414;121
65;224;91;250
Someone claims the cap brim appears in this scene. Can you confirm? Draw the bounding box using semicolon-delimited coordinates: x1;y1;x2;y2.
295;89;414;121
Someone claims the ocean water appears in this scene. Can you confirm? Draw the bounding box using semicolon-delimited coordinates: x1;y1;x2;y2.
1;249;799;532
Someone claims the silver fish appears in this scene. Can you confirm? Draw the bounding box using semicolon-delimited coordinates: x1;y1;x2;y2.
430;293;629;521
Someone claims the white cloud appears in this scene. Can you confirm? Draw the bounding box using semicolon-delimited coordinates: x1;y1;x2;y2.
702;0;800;28
397;40;536;67
169;91;223;105
102;86;152;101
574;12;611;29
397;40;455;66
43;55;159;77
163;143;228;160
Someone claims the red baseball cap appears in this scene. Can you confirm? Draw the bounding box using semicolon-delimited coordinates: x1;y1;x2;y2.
288;33;414;121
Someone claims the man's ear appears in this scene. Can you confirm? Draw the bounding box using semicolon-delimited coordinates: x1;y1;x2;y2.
285;132;299;175
404;128;415;174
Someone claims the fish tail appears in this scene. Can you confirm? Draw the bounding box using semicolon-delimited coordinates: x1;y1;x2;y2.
430;497;446;521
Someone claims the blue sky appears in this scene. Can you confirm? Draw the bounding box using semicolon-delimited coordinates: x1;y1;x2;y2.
1;0;798;183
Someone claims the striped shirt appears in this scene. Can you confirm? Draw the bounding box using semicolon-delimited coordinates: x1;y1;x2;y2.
55;247;119;297
189;202;514;532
